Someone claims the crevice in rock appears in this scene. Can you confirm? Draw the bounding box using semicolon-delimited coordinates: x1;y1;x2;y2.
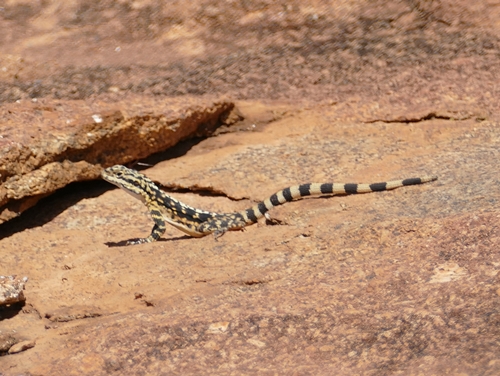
44;306;104;323
364;112;476;124
158;183;249;202
226;279;274;286
45;311;103;323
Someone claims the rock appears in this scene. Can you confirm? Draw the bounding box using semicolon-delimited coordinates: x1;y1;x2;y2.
0;333;17;353
0;97;236;223
0;275;28;305
7;339;36;354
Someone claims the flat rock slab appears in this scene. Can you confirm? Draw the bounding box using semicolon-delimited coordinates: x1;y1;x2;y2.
1;100;499;375
0;96;235;223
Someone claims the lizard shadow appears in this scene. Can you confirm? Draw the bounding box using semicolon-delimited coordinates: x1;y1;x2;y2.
105;235;191;247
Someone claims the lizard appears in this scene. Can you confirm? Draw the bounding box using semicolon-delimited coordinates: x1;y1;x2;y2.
101;164;437;245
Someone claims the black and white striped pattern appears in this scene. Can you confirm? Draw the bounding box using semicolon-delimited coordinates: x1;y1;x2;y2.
239;177;437;225
102;165;437;244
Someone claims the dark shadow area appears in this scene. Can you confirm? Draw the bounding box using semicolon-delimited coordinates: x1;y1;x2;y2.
265;216;286;226
0;180;112;241
0;301;25;321
0;136;216;242
136;137;205;170
158;184;244;199
105;235;191;247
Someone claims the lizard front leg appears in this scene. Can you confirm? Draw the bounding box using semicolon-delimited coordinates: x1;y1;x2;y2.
126;207;166;245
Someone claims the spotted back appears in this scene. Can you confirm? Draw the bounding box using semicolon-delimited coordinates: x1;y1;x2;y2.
101;165;161;204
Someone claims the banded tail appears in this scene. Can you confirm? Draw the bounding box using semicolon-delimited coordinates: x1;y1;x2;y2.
239;176;438;224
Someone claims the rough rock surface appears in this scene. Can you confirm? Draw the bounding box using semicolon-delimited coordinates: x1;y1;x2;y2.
0;96;235;223
0;275;27;306
1;0;500;375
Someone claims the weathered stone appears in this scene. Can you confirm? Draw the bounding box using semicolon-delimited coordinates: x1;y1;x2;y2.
0;275;28;305
0;97;235;223
7;339;36;355
0;333;17;354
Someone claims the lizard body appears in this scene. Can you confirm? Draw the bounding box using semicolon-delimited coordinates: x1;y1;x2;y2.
101;165;437;245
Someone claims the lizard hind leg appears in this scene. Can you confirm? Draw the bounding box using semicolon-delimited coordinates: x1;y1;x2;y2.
197;214;248;238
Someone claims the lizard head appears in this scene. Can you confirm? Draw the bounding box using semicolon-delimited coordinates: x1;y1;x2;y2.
101;165;160;203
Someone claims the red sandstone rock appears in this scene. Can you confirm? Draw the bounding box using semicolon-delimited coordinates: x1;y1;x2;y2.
1;1;499;375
